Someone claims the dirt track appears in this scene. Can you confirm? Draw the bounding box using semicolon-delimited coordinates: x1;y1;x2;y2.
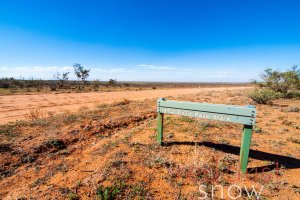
0;86;252;124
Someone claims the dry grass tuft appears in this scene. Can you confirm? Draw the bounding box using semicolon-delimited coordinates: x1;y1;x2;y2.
26;109;47;120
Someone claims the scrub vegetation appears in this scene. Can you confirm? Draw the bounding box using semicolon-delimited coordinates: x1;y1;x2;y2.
249;66;300;104
0;63;249;95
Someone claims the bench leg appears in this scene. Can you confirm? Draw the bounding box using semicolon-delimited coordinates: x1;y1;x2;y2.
239;125;253;173
157;112;164;145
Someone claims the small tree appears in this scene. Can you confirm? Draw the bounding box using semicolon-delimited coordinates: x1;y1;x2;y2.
248;89;283;105
259;65;300;95
55;72;70;89
92;79;100;91
249;66;300;104
108;79;117;86
73;63;90;87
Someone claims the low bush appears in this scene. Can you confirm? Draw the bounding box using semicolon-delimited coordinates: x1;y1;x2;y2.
258;66;300;95
0;125;17;137
248;89;283;105
250;66;300;104
68;192;79;200
96;184;121;200
285;91;300;99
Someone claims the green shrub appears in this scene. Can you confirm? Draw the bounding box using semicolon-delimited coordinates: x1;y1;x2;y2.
108;79;117;86
258;66;300;95
96;185;120;200
61;114;78;124
0;125;17;137
285;91;300;99
179;116;195;123
96;180;126;200
248;89;283;104
251;66;300;102
68;192;79;200
92;79;101;91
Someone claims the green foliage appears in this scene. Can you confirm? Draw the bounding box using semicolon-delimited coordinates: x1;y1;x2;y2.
128;183;149;199
108;79;117;86
73;63;90;85
0;124;17;137
285;90;300;99
258;66;300;95
96;185;120;200
49;81;57;91
0;78;19;88
0;78;44;89
95;180;149;200
61;114;78;124
67;192;79;200
55;72;70;89
251;66;300;104
92;79;101;90
248;89;283;104
179;116;195;123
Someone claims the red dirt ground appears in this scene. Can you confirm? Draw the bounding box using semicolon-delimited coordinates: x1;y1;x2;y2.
0;86;251;124
0;87;299;199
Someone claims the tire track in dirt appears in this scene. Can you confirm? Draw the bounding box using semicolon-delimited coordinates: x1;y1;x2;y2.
0;86;252;124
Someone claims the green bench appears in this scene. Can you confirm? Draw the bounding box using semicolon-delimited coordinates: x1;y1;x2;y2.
156;98;257;173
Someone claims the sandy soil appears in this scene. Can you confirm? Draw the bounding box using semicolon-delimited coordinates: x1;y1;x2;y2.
0;88;299;199
0;86;251;124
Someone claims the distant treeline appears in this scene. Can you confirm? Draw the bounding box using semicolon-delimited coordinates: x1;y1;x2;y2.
0;77;250;91
0;63;251;94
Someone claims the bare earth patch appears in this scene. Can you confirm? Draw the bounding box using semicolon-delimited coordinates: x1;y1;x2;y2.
0;87;299;199
0;86;251;124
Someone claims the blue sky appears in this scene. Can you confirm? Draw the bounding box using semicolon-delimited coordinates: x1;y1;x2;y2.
0;0;300;82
